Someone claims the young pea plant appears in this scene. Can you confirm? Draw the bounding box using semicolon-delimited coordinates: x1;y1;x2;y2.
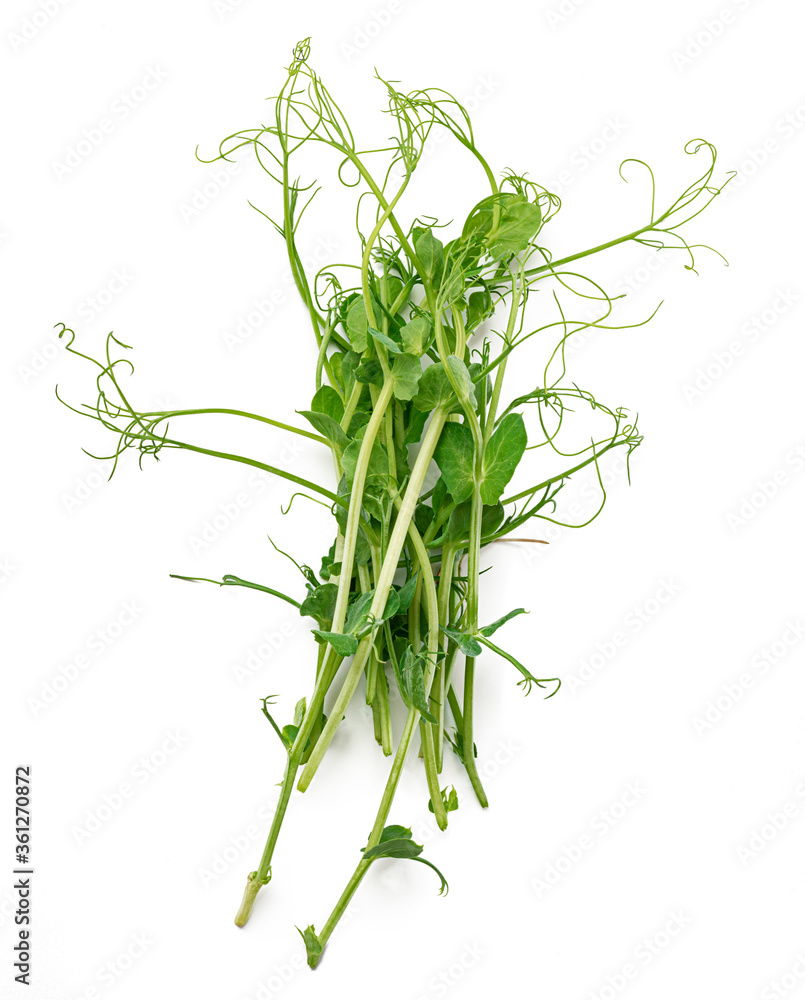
56;39;730;969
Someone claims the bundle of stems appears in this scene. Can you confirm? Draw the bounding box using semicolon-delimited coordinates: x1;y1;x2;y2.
57;39;729;968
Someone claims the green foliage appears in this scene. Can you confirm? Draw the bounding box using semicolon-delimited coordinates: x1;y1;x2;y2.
55;36;727;970
312;630;359;657
297;925;323;969
434;422;474;503
480;413;527;504
363;825;449;895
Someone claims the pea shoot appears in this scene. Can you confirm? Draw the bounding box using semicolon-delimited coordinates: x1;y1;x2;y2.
56;39;729;968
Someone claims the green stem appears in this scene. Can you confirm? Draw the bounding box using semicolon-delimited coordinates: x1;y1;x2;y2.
461;479;488;808
500;435;628;506
143;407;329;445
233;646;344;924
330;379;396;634
434;545;457;772
297;410;449;793
374;662;392;755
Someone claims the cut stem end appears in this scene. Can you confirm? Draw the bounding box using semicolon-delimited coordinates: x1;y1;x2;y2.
234;871;269;927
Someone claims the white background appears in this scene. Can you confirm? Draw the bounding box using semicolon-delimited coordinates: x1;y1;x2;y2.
2;1;804;998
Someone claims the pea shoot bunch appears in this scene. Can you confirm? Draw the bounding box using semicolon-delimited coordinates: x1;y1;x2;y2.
57;39;728;968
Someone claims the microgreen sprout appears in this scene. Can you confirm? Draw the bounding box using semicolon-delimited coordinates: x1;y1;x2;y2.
56;38;729;968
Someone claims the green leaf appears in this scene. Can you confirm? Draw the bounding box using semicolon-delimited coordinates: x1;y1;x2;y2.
310;385;344;422
355;358;384;386
381;587;401;622
355;527;371;566
487;196;542;259
341;351;361;399
478;607;528;637
480;413;527;505
296;925;322;969
432;476;449;516
442;501;504;543
391;353;422;401
395;571;419;614
404;405;428;444
378;824;412;843
428;785;459;814
281;723;299;748
347;393;373;437
368;326;402;354
344;590;374;634
346;298;369;352
341;436;389;491
412;362;455;412
414;502;434;536
364;832;450;894
299;583;338;628
445;354;477;410
415;229;444;287
400;316;431;356
466;289;493;330
364;837;422;860
170;573;302;609
378;275;404;309
297;410;349;450
440;625;482;658
362;485;391;524
434;421;474;504
400;646;437;724
311;630;359;657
